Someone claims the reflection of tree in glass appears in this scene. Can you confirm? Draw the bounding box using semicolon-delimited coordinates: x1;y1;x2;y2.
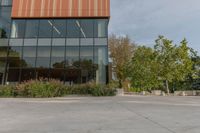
53;61;65;68
0;28;7;38
0;47;7;57
8;48;28;67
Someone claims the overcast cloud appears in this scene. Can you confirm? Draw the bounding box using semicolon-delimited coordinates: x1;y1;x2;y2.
109;0;200;53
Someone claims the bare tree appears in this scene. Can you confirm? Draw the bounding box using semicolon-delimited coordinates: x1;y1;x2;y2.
109;34;135;88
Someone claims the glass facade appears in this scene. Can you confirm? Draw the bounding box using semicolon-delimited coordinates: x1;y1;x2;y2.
0;1;12;84
0;18;109;84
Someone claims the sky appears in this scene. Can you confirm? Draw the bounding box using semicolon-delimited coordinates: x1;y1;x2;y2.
109;0;200;53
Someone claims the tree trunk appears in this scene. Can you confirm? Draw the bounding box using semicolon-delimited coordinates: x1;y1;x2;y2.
165;80;169;94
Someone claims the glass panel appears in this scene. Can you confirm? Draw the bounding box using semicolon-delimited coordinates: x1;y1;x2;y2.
22;46;36;68
80;20;93;38
94;38;107;46
51;46;65;68
7;68;20;82
80;46;94;83
94;19;108;38
80;38;93;46
11;20;25;38
0;46;8;58
66;47;79;67
67;20;80;38
66;46;80;84
36;46;51;68
39;20;53;38
38;38;51;46
21;68;36;82
50;69;65;81
25;20;39;38
66;38;79;46
52;38;65;46
1;0;12;6
94;46;108;84
8;46;23;68
53;20;66;38
0;39;8;46
9;39;23;46
0;7;12;38
24;39;37;46
36;68;49;79
0;59;6;84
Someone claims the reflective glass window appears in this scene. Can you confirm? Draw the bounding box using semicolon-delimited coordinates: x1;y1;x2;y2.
66;47;79;67
94;38;107;46
39;20;53;38
7;68;20;82
22;46;36;68
0;7;12;38
36;46;51;68
25;20;39;38
51;46;65;68
11;20;25;38
52;38;65;46
38;39;51;46
67;20;80;38
21;68;36;82
0;39;9;46
66;38;79;46
24;39;37;46
50;69;65;81
0;46;7;58
1;0;12;6
80;20;93;38
94;46;108;84
80;46;94;83
80;38;93;46
9;39;23;46
53;20;66;38
94;19;108;38
8;46;23;68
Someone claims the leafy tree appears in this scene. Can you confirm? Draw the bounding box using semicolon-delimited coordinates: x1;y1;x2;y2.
109;34;135;88
154;36;193;93
130;46;162;91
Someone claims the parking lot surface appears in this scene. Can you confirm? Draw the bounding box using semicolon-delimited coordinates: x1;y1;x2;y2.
0;96;200;133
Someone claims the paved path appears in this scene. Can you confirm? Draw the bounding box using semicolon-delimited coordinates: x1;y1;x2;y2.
0;96;200;133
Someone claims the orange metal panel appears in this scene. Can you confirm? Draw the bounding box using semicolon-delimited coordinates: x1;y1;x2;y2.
11;0;110;18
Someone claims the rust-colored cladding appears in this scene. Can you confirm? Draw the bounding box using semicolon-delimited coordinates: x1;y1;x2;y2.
11;0;110;18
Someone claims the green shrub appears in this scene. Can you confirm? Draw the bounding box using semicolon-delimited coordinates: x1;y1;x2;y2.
68;83;116;96
1;80;116;98
90;85;116;96
16;79;67;98
0;85;15;97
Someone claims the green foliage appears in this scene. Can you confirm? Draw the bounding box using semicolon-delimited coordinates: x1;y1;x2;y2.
16;79;67;98
130;46;162;91
68;83;116;96
128;87;144;93
130;36;194;93
0;85;15;97
0;80;116;98
109;34;135;88
154;36;193;93
90;85;116;96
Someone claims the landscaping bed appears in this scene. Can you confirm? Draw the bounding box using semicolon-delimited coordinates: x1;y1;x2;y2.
0;79;116;98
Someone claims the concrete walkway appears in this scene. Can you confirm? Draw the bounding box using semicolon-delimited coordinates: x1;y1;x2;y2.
0;96;200;133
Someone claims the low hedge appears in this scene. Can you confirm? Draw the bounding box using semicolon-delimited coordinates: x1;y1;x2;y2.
0;79;116;98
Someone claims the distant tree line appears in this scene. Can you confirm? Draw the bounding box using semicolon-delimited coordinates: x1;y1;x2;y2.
109;35;200;93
